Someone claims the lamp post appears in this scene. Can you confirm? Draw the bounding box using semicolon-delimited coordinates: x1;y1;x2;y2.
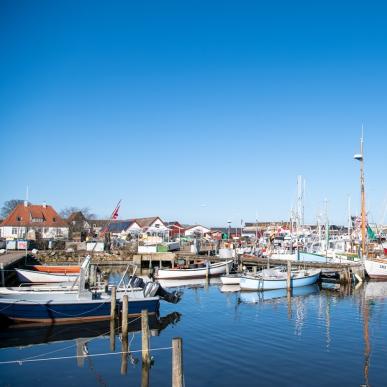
354;133;366;260
227;221;231;241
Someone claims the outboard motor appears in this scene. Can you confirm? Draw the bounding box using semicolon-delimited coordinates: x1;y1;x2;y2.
155;284;183;304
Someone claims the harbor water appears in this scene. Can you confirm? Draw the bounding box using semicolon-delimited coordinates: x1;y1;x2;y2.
1;278;386;386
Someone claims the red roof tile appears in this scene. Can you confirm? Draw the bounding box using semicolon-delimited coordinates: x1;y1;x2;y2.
0;203;67;228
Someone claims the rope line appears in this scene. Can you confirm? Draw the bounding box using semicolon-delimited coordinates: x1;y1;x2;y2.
0;346;173;365
18;316;142;362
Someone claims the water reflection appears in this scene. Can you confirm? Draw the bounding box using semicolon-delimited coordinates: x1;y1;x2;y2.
0;312;181;349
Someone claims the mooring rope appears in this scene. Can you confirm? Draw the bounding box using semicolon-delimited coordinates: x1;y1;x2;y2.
0;346;173;365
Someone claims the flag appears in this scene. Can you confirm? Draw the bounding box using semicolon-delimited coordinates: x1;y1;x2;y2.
111;200;121;220
367;225;377;241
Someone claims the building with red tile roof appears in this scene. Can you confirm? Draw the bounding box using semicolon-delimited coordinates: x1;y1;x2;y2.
0;202;69;240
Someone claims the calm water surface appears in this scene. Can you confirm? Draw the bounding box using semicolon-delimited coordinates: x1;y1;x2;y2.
1;279;387;386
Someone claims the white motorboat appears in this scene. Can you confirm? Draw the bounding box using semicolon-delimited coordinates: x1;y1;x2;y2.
240;268;321;291
220;274;241;285
156;260;233;279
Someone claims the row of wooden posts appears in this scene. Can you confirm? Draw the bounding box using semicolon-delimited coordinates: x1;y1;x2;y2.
110;287;184;387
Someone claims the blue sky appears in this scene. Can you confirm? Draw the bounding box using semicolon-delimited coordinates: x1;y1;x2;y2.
1;0;387;226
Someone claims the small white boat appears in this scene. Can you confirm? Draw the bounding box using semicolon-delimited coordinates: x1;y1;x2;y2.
240;268;321;291
15;268;79;283
220;274;241;285
364;257;387;279
156;260;233;279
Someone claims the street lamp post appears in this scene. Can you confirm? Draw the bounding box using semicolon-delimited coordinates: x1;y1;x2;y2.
227;221;231;241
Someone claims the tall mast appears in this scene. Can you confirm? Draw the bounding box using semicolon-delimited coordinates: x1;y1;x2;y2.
354;130;366;259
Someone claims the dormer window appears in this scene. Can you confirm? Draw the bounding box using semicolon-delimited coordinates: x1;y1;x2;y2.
53;217;56;222
17;216;22;221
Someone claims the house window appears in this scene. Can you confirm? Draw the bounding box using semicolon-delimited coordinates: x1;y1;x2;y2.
53;217;56;222
44;228;49;233
32;218;43;223
17;216;22;221
12;228;17;235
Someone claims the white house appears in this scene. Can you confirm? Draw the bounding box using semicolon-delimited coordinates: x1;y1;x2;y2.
184;225;211;237
0;202;69;240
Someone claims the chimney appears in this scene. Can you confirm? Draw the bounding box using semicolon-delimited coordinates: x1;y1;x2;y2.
43;202;47;208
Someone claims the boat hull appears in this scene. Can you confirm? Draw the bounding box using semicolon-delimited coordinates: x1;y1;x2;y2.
0;297;160;323
15;268;79;283
240;270;320;291
364;258;387;279
156;260;233;279
220;275;240;285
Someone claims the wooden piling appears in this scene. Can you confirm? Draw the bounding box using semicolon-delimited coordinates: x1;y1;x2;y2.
287;261;292;290
122;295;129;337
109;318;116;352
141;362;150;387
110;286;117;320
205;261;209;282
226;261;230;275
253;266;257;275
120;335;128;375
0;263;4;287
141;309;150;365
172;337;183;387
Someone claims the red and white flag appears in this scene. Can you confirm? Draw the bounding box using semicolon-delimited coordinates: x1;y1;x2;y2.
111;200;121;220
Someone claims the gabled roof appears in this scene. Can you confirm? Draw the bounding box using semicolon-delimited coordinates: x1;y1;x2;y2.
107;220;140;233
185;224;210;231
0;203;67;228
133;216;165;228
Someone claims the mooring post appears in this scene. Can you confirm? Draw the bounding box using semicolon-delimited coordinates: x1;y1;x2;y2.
122;295;129;337
172;337;183;387
205;260;209;282
141;309;150;365
110;318;116;352
121;334;128;375
0;263;5;287
110;286;117;320
226;260;230;275
253;266;257;275
287;260;292;290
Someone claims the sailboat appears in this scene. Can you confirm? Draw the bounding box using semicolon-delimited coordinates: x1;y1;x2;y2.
354;133;387;278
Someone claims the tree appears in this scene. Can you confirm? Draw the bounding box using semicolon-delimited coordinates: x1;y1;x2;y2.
59;206;96;220
1;199;24;218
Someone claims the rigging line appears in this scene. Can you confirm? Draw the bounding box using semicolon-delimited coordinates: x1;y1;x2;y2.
18;315;142;362
0;346;173;365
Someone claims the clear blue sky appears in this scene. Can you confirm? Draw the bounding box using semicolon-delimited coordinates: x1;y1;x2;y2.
1;0;387;226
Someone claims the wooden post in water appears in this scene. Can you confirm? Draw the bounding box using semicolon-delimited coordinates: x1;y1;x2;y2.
287;260;292;290
226;260;230;275
205;260;209;282
110;286;117;320
122;295;129;337
253;266;257;275
121;334;128;375
172;337;183;387
141;309;150;365
0;263;4;286
110;318;116;352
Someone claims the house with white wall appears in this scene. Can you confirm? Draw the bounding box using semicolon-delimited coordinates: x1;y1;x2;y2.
0;202;69;239
184;225;211;237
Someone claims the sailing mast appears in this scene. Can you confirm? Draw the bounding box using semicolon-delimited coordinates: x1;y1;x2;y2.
354;131;366;260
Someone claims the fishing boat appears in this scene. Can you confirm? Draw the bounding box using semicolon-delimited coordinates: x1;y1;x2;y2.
239;268;321;291
156;259;233;279
0;262;181;324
